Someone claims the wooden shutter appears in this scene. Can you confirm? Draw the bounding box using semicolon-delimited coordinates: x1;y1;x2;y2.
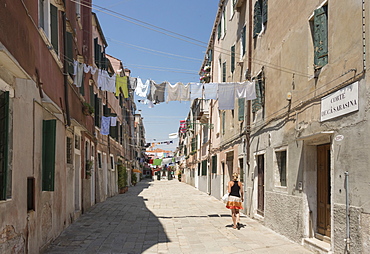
238;98;245;121
241;25;246;56
0;92;9;200
202;160;207;176
42;119;57;191
314;6;328;68
79;70;85;96
66;32;74;75
212;155;217;174
218;22;221;40
50;4;58;54
262;0;268;24
231;45;235;73
94;95;101;127
222;62;226;82
253;0;262;37
89;85;95;107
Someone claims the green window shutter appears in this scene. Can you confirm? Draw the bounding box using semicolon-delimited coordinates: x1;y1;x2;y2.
50;4;58;54
218;22;221;40
0;92;9;200
66;32;74;75
314;6;328;68
89;85;94;108
202;160;207;176
94;96;101;127
262;0;268;24
222;62;226;82
79;70;85;96
238;98;245;121
212;155;217;174
231;45;235;73
242;25;246;56
42;119;57;191
253;1;262;38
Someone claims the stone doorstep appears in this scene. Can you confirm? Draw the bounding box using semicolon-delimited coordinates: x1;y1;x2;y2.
303;237;331;254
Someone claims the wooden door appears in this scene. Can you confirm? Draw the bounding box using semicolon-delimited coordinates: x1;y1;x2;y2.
257;155;265;216
317;144;331;237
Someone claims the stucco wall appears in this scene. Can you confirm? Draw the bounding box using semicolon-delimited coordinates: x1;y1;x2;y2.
265;191;303;243
333;204;363;254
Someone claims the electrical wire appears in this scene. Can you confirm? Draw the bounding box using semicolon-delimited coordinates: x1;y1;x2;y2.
73;0;313;79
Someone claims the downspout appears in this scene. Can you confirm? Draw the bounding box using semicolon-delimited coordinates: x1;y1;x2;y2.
245;0;253;217
344;171;350;252
62;1;71;126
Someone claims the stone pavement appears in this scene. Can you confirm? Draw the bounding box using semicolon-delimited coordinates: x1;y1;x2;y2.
44;179;313;254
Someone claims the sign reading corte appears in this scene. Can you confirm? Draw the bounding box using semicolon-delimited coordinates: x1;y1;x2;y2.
321;81;359;122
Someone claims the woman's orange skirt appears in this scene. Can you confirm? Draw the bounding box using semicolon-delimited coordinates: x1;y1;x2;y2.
226;195;243;210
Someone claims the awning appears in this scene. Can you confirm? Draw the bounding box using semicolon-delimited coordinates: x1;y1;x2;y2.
133;169;142;173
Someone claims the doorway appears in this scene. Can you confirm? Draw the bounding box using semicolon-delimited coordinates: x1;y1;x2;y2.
317;144;331;238
257;154;264;216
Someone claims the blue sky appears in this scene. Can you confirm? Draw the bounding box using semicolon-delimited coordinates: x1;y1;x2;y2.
92;0;219;151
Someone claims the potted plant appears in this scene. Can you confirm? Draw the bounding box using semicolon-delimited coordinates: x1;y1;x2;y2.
86;159;93;179
131;172;137;186
118;165;128;194
82;102;94;116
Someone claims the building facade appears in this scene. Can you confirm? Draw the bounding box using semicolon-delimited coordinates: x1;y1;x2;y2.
0;1;143;253
180;0;370;253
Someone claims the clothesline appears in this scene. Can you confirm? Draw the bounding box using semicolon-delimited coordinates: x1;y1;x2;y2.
73;59;257;111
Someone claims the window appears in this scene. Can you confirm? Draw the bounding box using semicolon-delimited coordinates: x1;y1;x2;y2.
94;94;102;127
97;152;102;168
252;71;265;113
239;158;244;182
241;25;246;57
253;0;268;38
66;137;72;164
0;91;10;200
231;45;235;73
75;0;81;17
222;62;226;82
201;160;207;176
275;150;287;187
74;135;80;150
217;22;222;40
39;1;58;53
110;155;114;170
231;0;237;18
313;5;328;69
42;119;57;191
202;125;208;144
27;177;35;211
238;98;245;121
222;9;226;37
212;155;217;174
66;32;74;75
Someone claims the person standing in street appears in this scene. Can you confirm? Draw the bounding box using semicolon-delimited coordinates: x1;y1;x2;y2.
226;172;244;229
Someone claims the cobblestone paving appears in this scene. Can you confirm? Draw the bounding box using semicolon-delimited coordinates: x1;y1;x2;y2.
44;179;312;254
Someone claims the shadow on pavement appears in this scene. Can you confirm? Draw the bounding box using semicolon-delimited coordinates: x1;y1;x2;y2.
44;179;170;254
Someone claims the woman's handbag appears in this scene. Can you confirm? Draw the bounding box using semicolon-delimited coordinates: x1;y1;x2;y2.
222;193;229;203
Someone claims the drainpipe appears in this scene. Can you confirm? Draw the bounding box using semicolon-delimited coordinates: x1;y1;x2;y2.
62;1;71;126
344;171;350;252
243;0;253;216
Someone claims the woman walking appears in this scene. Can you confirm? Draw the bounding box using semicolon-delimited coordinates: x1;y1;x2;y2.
226;172;244;229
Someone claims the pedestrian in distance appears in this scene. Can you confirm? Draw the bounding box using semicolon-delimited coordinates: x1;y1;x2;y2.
226;172;244;229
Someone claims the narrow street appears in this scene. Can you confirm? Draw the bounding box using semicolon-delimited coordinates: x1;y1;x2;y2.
44;179;312;254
